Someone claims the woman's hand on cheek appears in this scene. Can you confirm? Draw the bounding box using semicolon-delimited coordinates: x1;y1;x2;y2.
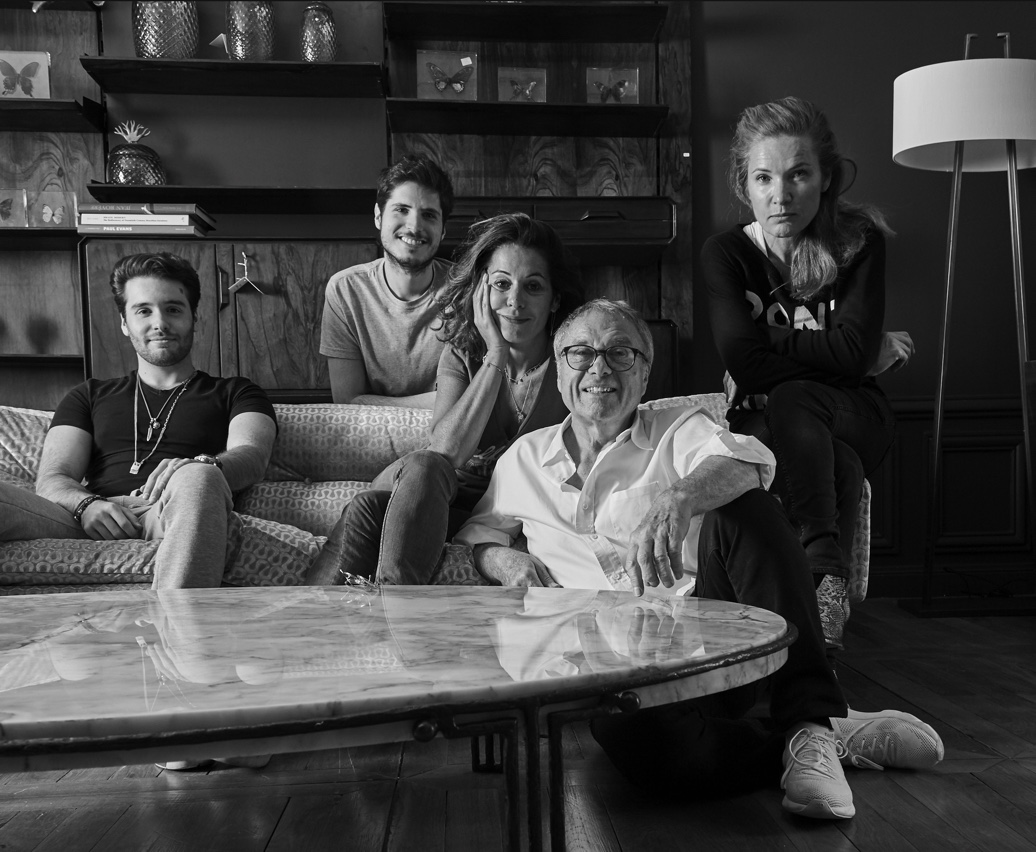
474;277;509;362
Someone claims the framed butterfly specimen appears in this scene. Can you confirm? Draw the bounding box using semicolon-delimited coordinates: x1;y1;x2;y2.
417;50;478;101
0;50;51;99
28;191;76;228
585;67;639;105
0;189;27;228
497;67;547;103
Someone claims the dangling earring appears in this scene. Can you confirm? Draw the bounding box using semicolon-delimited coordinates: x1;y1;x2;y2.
549;309;557;336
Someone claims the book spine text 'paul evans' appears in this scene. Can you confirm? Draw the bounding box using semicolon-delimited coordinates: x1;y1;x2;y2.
76;224;207;236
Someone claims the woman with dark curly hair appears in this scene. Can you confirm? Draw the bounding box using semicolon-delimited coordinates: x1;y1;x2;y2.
307;212;584;586
703;96;913;615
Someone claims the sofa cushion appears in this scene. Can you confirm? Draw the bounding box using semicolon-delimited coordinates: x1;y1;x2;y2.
235;480;367;538
267;404;430;483
0;406;48;488
0;513;323;589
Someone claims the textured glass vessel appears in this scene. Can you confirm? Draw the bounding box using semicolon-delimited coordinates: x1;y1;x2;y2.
226;1;275;62
301;2;337;63
107;145;167;186
132;1;199;60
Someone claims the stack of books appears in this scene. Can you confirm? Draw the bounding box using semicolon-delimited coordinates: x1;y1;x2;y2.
76;203;216;237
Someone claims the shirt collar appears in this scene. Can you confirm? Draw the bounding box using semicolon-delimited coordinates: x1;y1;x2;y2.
541;414;575;483
541;409;655;482
629;408;656;450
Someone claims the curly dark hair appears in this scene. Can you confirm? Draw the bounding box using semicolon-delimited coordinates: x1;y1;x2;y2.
435;213;584;360
110;252;201;318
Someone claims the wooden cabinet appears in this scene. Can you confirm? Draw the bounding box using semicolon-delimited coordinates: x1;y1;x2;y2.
84;239;377;400
215;241;377;397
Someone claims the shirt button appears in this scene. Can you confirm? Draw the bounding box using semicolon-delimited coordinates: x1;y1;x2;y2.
590;534;598;540
582;502;589;510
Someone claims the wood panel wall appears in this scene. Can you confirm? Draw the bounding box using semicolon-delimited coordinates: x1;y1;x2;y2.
0;7;102;409
389;1;691;397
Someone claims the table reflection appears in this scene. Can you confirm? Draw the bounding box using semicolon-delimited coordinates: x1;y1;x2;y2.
0;586;786;735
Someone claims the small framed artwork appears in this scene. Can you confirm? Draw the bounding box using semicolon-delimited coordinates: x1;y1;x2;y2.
27;190;76;228
497;67;547;103
417;49;478;101
0;189;28;228
585;67;639;105
0;50;51;99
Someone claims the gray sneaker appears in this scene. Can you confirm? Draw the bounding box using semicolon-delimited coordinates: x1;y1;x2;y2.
781;727;856;819
832;709;944;770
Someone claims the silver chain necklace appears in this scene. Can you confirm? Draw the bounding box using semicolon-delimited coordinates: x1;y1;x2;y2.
131;372;196;475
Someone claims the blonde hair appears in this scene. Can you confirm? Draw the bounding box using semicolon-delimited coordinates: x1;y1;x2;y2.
728;96;893;301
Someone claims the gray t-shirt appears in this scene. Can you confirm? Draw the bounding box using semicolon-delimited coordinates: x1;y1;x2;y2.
320;256;452;397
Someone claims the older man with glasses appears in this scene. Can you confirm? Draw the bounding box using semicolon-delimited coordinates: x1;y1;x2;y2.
454;298;942;820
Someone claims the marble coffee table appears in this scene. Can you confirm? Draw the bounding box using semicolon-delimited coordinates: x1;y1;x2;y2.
0;585;794;851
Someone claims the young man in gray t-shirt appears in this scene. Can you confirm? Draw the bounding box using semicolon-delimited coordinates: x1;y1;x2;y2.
321;155;455;409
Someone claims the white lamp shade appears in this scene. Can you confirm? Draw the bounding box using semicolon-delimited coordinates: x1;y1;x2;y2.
893;58;1036;172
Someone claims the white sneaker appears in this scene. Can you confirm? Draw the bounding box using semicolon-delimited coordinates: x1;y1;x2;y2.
832;709;944;770
781;727;855;819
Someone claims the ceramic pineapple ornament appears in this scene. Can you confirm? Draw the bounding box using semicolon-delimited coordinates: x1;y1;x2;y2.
107;120;167;186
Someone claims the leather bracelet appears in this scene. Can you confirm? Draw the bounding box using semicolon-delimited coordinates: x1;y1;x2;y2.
72;494;103;524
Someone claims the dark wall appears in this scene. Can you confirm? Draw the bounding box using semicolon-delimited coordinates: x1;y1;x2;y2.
690;0;1036;403
689;1;1036;597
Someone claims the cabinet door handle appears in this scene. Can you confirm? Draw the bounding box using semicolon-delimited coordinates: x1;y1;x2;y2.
218;264;230;309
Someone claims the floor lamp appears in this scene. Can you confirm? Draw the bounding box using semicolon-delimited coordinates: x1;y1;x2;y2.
893;34;1036;615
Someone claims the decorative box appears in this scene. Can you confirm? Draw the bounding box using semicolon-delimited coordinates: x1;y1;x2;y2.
26;191;76;228
0;190;28;228
497;67;547;103
585;67;639;105
0;50;51;99
417;49;478;101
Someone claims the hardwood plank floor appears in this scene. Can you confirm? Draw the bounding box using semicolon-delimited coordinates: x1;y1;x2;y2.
1;599;1035;851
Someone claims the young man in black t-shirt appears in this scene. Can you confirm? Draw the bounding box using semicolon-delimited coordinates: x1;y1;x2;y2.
0;252;277;589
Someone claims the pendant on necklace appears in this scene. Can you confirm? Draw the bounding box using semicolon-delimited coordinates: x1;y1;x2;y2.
146;418;160;441
130;461;142;475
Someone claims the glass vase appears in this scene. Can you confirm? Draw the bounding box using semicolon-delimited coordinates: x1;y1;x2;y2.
301;2;337;63
132;1;199;60
226;1;275;62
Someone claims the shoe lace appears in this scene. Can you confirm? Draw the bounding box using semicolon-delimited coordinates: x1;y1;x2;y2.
788;729;847;776
846;732;889;771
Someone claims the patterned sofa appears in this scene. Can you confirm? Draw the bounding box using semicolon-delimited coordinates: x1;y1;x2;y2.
0;395;869;644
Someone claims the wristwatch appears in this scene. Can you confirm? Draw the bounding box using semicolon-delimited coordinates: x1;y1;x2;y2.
193;453;223;469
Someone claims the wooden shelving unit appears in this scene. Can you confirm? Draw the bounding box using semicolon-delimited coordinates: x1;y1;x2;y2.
0;98;104;133
80;57;385;99
0;229;80;252
85;183;375;216
384;1;667;42
386;99;667;137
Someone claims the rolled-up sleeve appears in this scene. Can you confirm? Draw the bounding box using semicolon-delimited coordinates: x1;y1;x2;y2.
671;410;776;490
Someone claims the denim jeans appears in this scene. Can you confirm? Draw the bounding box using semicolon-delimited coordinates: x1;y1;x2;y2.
590;489;847;797
306;449;467;586
0;464;233;589
729;380;894;577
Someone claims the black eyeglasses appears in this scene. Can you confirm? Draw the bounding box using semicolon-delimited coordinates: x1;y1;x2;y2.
561;345;644;372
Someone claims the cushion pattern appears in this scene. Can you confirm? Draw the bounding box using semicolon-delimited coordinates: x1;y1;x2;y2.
235;480;366;538
0;513;323;589
267;404;430;482
0;406;49;488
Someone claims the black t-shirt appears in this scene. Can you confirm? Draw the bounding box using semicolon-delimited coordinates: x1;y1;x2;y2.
50;371;276;497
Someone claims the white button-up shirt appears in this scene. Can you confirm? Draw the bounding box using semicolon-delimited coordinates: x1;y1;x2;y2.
455;403;776;594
